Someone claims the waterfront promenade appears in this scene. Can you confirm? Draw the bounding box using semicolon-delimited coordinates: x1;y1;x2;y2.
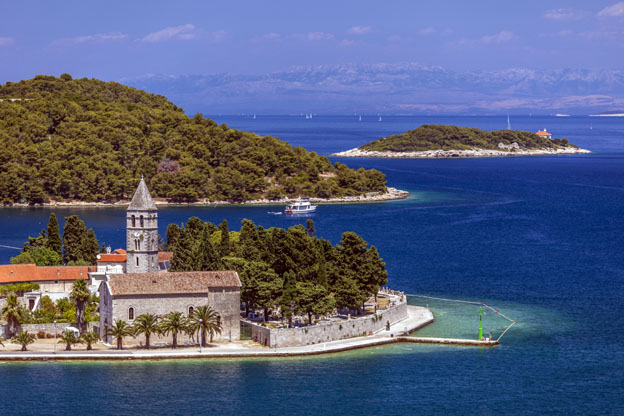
0;306;497;361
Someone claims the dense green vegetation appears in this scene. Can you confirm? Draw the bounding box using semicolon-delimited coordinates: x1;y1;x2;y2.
0;74;387;205
360;124;577;152
11;213;100;266
168;217;388;324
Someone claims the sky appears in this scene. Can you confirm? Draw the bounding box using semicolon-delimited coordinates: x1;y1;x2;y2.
1;0;623;81
1;1;623;113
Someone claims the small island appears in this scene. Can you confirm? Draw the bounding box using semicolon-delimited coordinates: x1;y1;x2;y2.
332;124;590;159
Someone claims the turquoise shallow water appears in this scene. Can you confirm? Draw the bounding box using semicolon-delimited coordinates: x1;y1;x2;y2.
0;115;623;415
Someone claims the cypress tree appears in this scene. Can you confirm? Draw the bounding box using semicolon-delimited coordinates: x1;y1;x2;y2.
82;228;99;265
46;213;62;259
280;270;297;327
63;216;88;264
194;227;224;271
218;219;230;257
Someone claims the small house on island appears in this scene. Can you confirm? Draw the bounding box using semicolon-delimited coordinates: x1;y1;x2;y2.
535;129;552;139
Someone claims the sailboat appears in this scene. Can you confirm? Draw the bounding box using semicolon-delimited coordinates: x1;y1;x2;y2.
507;114;511;130
590;122;593;130
378;115;382;122
253;114;256;119
359;115;362;121
305;114;309;119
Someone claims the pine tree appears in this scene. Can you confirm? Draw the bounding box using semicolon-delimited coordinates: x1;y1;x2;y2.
166;223;181;251
46;213;62;258
218;219;230;257
193;227;224;270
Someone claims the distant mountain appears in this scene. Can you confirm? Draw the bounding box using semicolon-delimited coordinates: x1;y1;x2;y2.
122;63;624;114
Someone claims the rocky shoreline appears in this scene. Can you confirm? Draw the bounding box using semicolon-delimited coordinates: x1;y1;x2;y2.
332;146;591;159
7;187;409;208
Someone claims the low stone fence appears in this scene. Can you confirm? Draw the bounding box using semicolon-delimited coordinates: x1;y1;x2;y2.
242;290;408;348
0;322;98;338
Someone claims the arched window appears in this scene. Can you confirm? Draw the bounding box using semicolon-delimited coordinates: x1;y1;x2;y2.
140;215;144;227
131;215;136;227
217;315;221;327
136;257;139;267
128;307;134;320
188;306;194;316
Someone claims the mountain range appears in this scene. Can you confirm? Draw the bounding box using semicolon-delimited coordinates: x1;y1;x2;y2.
122;63;624;115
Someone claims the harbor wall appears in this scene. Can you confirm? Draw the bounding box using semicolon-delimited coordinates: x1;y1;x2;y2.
242;290;408;348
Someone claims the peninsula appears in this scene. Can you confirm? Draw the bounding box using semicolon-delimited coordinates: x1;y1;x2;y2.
0;74;396;206
332;124;590;158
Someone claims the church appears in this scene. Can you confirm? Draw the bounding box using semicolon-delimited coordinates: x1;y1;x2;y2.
98;178;241;343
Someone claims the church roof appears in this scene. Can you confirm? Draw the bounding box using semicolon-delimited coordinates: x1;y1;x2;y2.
107;271;241;296
128;177;157;211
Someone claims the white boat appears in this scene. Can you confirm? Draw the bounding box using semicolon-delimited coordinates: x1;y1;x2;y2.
378;115;382;122
285;198;317;214
359;115;362;121
253;114;256;119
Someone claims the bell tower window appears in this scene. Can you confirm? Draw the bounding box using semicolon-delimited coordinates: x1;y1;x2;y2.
136;258;139;267
131;215;136;227
140;215;144;227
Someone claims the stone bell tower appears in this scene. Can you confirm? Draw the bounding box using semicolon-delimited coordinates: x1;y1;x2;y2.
126;177;159;273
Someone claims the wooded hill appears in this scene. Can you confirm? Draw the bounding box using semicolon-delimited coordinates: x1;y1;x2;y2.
0;74;387;205
360;124;578;152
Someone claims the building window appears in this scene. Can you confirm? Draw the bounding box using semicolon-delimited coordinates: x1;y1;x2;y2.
217;315;221;327
131;215;136;227
188;306;194;316
28;299;35;310
136;258;139;267
128;307;134;320
140;215;144;227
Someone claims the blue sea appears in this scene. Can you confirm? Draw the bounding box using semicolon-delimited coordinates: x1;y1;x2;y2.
1;115;623;415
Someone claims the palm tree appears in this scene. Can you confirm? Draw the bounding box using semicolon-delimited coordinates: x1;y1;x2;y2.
60;330;79;351
80;330;100;350
160;311;187;349
1;294;23;337
105;319;132;350
70;278;90;333
12;331;34;351
188;305;222;346
132;313;160;349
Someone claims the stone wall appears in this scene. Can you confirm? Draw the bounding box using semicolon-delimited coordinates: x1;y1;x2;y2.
244;292;408;348
0;322;98;338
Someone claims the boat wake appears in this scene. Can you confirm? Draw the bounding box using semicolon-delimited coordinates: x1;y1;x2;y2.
267;211;283;215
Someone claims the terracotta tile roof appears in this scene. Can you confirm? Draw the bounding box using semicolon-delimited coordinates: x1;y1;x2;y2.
37;266;94;281
0;264;94;283
158;252;173;262
113;249;126;254
108;271;241;296
97;254;127;263
97;251;173;263
0;264;38;284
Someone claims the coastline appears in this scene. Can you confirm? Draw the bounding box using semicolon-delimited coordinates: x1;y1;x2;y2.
0;306;496;362
5;187;409;209
332;146;591;159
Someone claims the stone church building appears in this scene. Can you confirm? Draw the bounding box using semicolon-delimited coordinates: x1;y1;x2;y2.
99;178;241;343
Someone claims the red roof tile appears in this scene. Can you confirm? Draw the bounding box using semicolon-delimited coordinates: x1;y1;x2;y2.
108;271;241;296
158;252;173;262
0;265;94;284
97;254;127;263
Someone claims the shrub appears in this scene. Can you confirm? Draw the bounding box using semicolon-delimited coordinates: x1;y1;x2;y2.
37;331;46;339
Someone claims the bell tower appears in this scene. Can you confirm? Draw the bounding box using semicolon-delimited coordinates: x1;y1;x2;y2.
126;177;159;273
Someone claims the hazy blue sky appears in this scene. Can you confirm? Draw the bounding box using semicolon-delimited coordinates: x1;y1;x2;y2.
1;0;623;82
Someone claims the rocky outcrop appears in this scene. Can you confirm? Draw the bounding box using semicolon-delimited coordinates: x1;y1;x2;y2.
332;146;591;159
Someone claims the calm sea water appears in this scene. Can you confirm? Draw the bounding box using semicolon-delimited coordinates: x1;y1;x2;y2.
1;115;623;415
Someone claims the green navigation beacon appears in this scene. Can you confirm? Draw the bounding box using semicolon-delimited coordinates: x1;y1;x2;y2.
478;306;483;340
